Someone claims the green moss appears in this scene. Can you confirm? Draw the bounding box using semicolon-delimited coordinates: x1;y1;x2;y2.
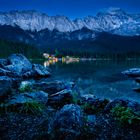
111;105;140;125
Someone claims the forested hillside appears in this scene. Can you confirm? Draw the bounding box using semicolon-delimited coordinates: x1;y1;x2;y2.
0;39;42;58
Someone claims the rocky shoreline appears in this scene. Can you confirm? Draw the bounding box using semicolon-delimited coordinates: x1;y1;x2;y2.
0;54;140;140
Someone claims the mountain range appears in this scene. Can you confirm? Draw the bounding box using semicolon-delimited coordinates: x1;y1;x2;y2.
0;8;140;54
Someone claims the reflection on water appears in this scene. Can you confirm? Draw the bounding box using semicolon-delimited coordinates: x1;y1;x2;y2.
34;59;140;102
44;58;59;67
43;57;80;67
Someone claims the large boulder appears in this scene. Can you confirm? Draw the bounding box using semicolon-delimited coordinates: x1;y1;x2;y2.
23;64;51;78
9;91;48;105
0;54;51;79
78;94;110;114
1;91;48;114
5;54;32;75
48;89;73;107
33;80;73;94
122;68;140;77
50;104;83;140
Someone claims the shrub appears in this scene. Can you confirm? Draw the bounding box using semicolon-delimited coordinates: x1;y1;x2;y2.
0;101;45;115
111;105;140;125
19;101;45;115
19;81;33;93
71;92;79;104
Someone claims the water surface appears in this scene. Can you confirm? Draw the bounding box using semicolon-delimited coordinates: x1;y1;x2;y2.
37;59;140;102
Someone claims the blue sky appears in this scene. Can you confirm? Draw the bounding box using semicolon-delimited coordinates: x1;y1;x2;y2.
0;0;140;19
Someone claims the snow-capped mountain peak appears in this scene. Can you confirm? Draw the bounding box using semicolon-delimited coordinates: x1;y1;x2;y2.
0;8;139;36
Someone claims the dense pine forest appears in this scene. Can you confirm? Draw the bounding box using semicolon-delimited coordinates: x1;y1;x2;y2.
0;39;42;59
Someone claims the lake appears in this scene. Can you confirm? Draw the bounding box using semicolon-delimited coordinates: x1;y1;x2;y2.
36;59;140;102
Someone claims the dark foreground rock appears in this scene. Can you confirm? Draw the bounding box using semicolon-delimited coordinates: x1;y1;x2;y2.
48;89;73;108
78;94;110;114
0;76;13;99
33;80;73;94
79;98;140;140
9;91;48;105
50;104;83;140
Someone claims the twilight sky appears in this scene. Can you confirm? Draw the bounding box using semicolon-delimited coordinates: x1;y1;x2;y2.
0;0;140;19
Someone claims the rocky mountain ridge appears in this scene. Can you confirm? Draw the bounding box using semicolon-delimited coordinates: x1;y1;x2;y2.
0;8;140;36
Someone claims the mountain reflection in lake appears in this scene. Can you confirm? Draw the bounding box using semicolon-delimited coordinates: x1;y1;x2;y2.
35;59;140;102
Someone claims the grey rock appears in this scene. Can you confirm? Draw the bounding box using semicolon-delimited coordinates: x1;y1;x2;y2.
79;94;110;114
33;80;70;94
0;76;12;99
9;91;48;105
50;104;83;139
5;54;32;75
0;54;51;79
23;64;51;78
48;89;73;107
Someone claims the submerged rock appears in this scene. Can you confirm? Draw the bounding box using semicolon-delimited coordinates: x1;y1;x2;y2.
122;68;140;77
50;104;83;140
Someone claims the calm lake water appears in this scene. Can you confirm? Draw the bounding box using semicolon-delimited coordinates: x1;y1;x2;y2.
36;59;140;102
